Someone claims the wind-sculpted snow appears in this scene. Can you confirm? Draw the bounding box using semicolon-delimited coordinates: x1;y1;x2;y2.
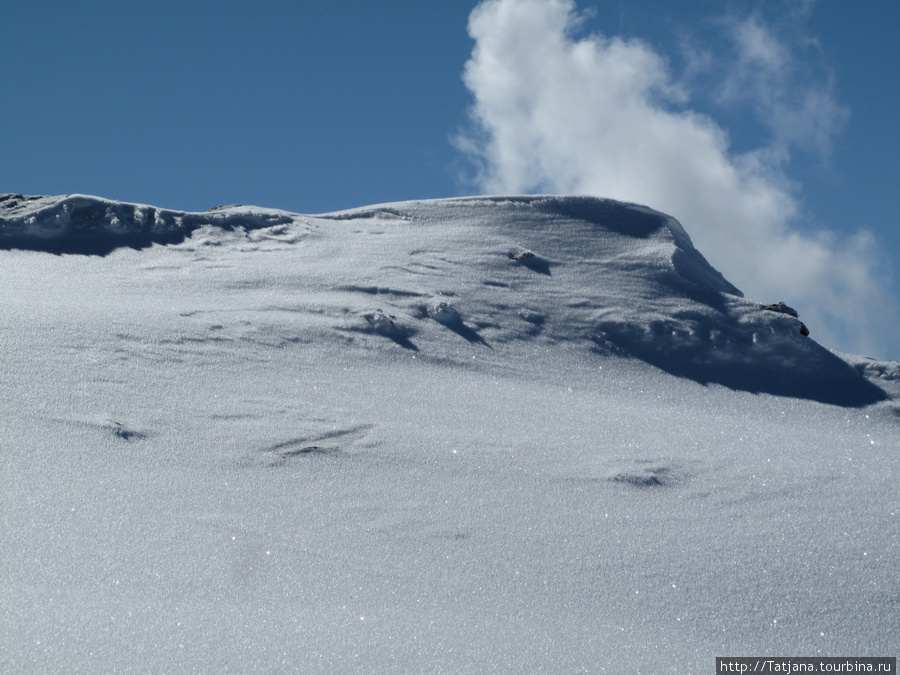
324;195;884;405
0;192;889;405
1;193;897;673
0;193;296;254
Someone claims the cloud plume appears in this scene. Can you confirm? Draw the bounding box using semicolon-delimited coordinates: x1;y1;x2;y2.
457;0;898;359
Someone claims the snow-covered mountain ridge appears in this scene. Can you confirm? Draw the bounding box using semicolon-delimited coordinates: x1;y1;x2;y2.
1;192;893;406
1;193;897;672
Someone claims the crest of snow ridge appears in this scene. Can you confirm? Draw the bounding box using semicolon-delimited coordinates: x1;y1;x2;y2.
0;192;890;406
0;193;295;254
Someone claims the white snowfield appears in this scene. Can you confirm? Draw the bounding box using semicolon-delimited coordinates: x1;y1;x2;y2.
1;193;897;673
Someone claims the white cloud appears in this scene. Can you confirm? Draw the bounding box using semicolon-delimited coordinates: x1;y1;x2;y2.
457;0;898;358
714;15;849;157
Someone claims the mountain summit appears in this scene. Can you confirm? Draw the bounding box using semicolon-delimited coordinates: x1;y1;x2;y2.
1;192;889;405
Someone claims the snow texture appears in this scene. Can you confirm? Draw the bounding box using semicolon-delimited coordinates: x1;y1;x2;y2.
1;193;898;673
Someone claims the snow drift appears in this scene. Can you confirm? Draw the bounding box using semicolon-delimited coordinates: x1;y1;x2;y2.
0;192;888;406
0;193;295;254
1;193;897;673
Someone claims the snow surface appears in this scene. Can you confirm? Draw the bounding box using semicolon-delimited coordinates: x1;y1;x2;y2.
1;193;898;673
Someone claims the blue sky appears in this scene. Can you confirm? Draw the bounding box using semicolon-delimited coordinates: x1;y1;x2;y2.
1;0;898;359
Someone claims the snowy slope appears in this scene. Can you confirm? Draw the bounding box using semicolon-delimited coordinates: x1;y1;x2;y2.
1;193;898;673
